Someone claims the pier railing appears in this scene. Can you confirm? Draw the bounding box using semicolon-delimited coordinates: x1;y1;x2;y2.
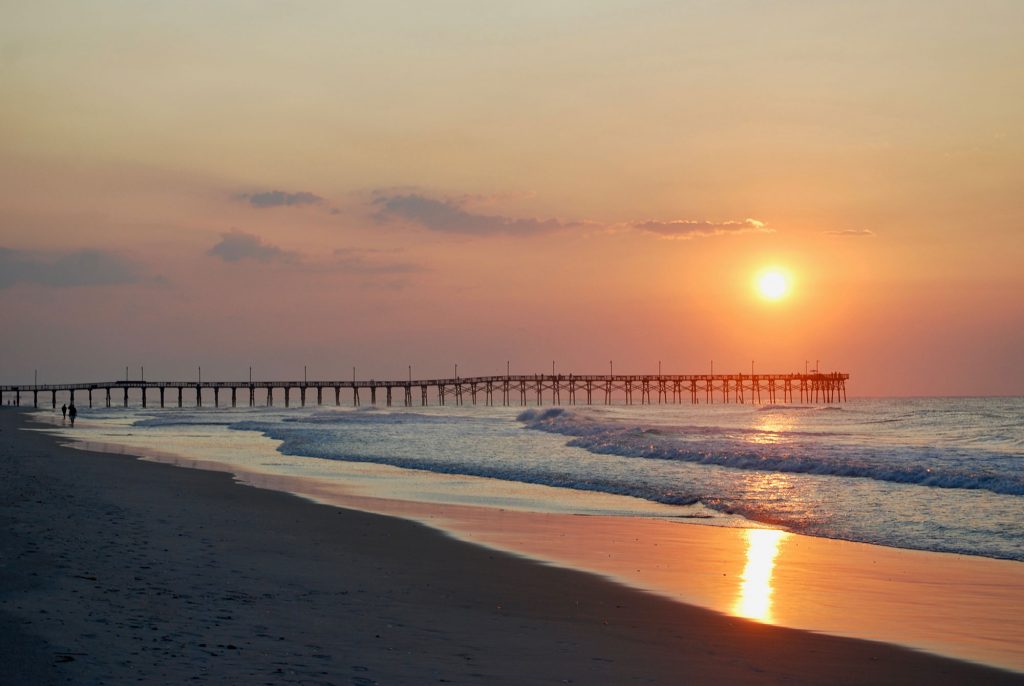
2;372;849;408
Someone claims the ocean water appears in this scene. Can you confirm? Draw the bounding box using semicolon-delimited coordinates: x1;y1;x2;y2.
55;396;1023;561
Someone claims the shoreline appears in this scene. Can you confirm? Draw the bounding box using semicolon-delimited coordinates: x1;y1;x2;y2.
2;407;1021;684
60;438;1024;671
37;408;1024;671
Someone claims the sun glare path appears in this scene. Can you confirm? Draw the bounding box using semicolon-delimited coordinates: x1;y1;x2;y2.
733;528;790;623
757;270;790;301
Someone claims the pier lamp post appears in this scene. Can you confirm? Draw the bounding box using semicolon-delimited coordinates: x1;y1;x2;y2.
552;360;555;377
352;367;356;383
507;360;510;377
304;365;307;384
249;366;252;384
658;361;661;377
609;360;613;377
752;360;754;376
198;366;201;384
408;365;412;383
455;363;458;380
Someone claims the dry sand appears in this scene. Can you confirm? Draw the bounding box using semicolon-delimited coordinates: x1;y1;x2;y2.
1;408;1020;685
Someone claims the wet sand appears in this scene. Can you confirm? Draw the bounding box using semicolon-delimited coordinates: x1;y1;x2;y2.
1;408;1020;684
216;463;1024;670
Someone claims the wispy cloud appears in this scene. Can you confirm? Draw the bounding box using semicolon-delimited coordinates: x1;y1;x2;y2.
0;247;145;288
236;190;323;208
823;228;875;237
208;231;296;263
630;218;772;239
373;193;576;236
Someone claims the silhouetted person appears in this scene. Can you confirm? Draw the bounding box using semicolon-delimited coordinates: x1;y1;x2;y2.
61;403;67;420
68;402;77;427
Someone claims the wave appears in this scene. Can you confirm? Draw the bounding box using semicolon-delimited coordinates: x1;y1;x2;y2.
518;408;1024;497
134;417;235;428
516;408;846;440
133;408;456;430
756;404;815;412
224;419;704;508
755;404;846;413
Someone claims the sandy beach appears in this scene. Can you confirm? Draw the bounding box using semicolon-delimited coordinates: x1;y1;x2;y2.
1;408;1020;685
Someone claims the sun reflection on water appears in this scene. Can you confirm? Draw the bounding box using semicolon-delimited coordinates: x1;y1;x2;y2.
748;413;797;445
733;528;790;623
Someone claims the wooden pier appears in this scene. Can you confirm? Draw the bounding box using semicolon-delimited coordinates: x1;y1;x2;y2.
1;372;849;409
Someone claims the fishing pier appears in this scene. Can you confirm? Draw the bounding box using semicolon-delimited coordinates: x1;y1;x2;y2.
2;372;848;409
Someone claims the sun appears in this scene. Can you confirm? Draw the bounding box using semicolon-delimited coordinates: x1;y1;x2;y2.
756;269;790;301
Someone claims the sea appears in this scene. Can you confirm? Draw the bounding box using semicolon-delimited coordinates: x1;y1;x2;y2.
48;396;1024;562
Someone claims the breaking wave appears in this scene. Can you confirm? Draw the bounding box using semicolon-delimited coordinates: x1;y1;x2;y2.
517;408;1024;496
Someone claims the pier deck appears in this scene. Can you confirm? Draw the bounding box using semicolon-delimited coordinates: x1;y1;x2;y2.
2;373;849;408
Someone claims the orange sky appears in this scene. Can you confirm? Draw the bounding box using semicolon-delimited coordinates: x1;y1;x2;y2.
2;2;1022;395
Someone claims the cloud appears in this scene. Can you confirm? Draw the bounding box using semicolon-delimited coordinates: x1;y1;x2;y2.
372;189;771;242
237;190;323;208
823;229;875;237
631;218;772;239
333;248;424;275
0;247;145;288
208;231;296;263
373;193;574;236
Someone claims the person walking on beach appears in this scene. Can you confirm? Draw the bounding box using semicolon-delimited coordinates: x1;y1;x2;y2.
68;402;77;427
61;403;67;421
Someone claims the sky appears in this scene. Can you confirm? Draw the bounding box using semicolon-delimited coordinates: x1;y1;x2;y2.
1;1;1022;396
